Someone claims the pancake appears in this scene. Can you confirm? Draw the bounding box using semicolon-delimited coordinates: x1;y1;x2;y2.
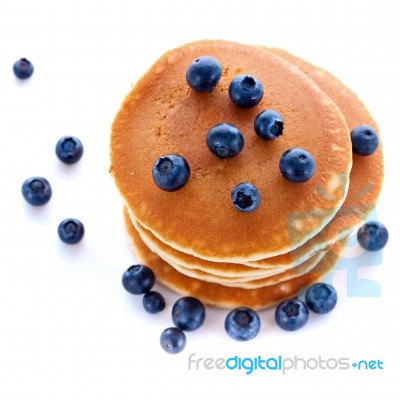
244;48;384;267
110;39;352;263
128;211;326;285
129;212;292;277
130;207;351;277
154;247;326;288
124;207;346;309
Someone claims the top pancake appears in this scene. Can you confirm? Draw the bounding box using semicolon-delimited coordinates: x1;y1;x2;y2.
110;40;352;262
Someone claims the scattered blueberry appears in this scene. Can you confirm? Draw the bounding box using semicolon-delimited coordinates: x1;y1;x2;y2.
122;264;155;295
56;136;84;164
279;148;316;183
224;307;261;341
229;74;264;108
160;327;186;354
152;154;190;191
351;125;379;156
231;182;260;212
143;291;166;314
357;221;389;251
172;296;206;331
254;110;284;140
21;177;52;206
13;58;34;79
186;56;222;92
206;123;244;158
305;283;337;314
275;298;309;331
58;218;85;244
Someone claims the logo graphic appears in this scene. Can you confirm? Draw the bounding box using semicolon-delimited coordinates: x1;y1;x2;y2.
286;173;382;298
188;353;384;375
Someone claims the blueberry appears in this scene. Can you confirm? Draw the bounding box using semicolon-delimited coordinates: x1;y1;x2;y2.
254;110;284;140
186;55;222;92
206;123;244;158
357;221;389;251
279;148;316;183
351;125;379;156
56;136;84;164
305;283;337;314
21;177;52;206
231;182;260;212
275;298;309;331
143;291;166;314
58;218;85;244
152;154;190;191
224;307;261;341
172;296;205;331
160;327;186;354
13;58;34;79
229;74;264;108
122;264;155;295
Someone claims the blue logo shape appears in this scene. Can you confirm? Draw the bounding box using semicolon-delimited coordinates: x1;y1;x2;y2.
286;173;383;298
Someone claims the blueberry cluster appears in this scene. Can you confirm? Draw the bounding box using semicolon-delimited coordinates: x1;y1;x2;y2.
121;263;359;348
121;263;206;354
21;138;85;243
122;264;166;312
159;296;206;354
21;135;85;243
274;282;338;331
152;55;317;212
222;282;339;338
18;60;85;244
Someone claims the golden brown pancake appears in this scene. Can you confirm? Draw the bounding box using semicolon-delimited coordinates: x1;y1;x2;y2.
244;48;384;267
129;211;326;285
154;248;326;288
129;207;351;277
124;207;345;309
129;212;292;277
110;40;352;262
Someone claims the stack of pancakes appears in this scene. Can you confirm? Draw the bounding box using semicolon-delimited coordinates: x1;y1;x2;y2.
110;40;383;309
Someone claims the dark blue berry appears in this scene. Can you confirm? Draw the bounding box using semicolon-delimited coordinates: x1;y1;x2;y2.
206;123;244;158
21;177;52;206
357;221;389;251
275;298;309;331
122;264;155;295
231;182;260;212
279;148;316;183
143;291;166;313
152;154;190;191
56;136;84;164
13;58;34;79
160;327;186;354
351;125;379;156
186;56;222;92
229;74;264;108
58;218;85;244
305;283;337;314
254;110;284;140
172;297;205;331
224;307;261;341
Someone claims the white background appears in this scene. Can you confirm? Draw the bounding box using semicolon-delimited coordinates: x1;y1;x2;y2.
1;0;399;398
